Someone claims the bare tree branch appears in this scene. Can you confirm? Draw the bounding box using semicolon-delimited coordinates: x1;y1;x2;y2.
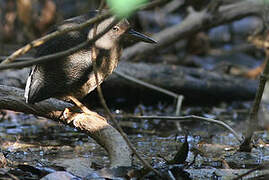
0;19;119;71
121;0;264;61
1;11;111;65
0;85;132;168
119;115;243;142
0;1;263;71
0;0;171;66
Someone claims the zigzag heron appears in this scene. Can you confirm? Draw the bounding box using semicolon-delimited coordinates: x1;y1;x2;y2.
24;11;156;117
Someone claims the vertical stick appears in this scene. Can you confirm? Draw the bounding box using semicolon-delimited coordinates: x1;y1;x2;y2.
240;54;269;151
91;1;162;177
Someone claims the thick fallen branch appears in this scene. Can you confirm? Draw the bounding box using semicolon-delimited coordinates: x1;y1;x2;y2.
121;0;264;61
0;85;132;168
109;62;257;102
0;61;258;103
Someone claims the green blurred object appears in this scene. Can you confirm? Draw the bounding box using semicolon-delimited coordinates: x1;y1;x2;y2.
107;0;148;18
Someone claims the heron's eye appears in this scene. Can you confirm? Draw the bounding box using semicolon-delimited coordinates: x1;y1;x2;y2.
112;26;119;32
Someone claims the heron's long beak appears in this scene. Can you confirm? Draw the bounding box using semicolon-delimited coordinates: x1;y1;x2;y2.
127;29;156;43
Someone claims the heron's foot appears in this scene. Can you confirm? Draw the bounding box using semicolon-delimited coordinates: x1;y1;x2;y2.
62;96;106;122
62;106;106;122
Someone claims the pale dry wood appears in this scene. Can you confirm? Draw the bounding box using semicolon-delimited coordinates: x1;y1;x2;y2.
0;85;132;168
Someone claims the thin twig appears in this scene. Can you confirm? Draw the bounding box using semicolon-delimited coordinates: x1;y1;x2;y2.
115;70;185;132
0;56;31;61
118;115;243;142
175;95;184;132
95;86;163;177
1;0;169;66
0;0;171;70
6;173;20;180
95;79;163;176
114;70;179;98
91;2;162;177
0;11;111;65
0;19;118;71
233;163;268;180
0;41;88;70
175;95;184;116
240;51;269;151
167;170;176;180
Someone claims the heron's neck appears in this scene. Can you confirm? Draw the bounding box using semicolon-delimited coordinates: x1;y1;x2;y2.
95;44;122;78
109;44;122;70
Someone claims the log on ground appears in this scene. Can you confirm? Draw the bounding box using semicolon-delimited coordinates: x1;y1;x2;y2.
99;62;258;103
0;62;258;104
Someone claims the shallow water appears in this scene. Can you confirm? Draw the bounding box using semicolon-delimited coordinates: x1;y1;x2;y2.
1;101;269;179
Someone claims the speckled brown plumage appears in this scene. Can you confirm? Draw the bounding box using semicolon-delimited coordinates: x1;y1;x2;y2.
24;11;156;104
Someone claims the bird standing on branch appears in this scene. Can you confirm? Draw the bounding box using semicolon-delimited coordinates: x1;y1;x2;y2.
24;11;156;117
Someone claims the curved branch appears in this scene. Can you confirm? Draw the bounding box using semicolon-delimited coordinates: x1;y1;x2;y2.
0;19;119;71
0;85;132;168
1;11;111;65
121;115;243;142
0;0;171;67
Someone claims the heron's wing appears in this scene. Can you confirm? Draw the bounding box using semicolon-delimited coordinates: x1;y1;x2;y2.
24;65;48;103
36;12;96;57
24;12;98;103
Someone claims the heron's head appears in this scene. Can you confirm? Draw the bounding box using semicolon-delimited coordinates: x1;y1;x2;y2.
88;17;156;50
